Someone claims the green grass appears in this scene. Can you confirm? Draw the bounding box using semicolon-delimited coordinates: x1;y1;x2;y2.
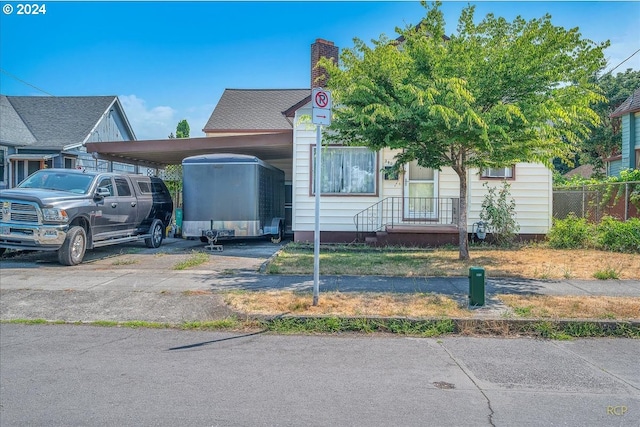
267;243;446;276
4;318;64;325
173;251;210;270
593;268;620;280
264;317;457;336
513;306;534;317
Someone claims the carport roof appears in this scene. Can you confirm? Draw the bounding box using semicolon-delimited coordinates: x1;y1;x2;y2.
85;131;292;169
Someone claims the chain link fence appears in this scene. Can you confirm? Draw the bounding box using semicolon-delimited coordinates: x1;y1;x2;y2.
553;181;640;222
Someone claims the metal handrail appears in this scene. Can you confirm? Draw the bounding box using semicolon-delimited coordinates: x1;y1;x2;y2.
354;197;460;233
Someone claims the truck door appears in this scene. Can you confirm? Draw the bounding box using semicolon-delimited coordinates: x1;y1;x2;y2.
92;177;120;239
113;177;138;233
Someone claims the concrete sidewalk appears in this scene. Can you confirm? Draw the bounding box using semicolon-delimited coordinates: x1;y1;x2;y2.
1;237;639;324
1;268;639;324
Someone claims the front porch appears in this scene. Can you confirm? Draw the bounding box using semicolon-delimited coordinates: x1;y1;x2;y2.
355;197;460;247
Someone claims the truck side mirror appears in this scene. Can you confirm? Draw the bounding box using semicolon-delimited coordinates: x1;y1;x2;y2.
94;187;111;199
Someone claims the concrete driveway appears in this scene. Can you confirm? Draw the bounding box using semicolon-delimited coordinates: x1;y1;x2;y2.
0;236;284;274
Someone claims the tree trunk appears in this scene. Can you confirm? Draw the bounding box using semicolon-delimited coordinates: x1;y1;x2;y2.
456;167;470;260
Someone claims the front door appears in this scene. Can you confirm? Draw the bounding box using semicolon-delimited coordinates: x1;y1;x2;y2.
12;160;42;187
403;160;438;219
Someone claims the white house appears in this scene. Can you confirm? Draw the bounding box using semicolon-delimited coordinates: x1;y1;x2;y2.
290;98;552;245
86;38;554;246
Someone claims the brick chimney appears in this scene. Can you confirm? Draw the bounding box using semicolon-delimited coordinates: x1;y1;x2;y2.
311;38;339;89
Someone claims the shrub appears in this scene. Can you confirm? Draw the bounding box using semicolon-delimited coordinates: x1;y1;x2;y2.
595;217;640;253
480;181;520;246
547;214;593;249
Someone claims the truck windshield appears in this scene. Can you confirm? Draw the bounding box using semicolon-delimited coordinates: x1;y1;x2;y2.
18;171;94;194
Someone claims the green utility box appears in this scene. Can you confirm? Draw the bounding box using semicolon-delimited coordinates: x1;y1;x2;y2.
468;266;485;307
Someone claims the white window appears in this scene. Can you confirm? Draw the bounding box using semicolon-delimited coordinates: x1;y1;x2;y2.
312;146;377;195
481;166;514;179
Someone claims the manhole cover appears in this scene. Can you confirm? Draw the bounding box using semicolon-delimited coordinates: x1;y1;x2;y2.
433;381;455;389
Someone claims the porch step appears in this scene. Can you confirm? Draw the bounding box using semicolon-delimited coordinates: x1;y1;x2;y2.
374;226;458;247
385;225;458;234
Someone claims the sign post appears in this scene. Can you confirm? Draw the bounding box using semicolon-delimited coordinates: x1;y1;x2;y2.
311;88;331;306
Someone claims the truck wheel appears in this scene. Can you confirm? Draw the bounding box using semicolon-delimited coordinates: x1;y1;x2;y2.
58;226;87;266
145;219;164;248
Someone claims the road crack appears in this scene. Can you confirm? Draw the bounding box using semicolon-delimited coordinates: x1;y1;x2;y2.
438;341;496;427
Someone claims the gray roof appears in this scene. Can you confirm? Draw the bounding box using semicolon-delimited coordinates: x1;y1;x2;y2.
611;87;640;117
203;89;310;132
1;95;117;148
0;95;36;146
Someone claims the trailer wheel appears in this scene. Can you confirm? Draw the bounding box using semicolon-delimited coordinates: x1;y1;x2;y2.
58;226;87;266
145;219;164;248
270;223;284;244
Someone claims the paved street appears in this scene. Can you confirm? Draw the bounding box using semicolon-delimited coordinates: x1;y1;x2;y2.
1;324;638;427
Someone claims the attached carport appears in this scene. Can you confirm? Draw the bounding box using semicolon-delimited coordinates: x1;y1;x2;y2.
84;131;293;170
85;131;295;233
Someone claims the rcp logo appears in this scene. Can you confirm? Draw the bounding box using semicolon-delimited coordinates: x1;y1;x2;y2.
607;406;628;416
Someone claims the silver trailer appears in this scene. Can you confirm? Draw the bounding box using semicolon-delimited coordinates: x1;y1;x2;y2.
182;154;285;243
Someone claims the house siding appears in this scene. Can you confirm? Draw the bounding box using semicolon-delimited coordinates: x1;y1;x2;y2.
635;112;640;169
468;163;552;234
292;108;553;239
292;106;380;233
608;159;623;177
86;108;134;144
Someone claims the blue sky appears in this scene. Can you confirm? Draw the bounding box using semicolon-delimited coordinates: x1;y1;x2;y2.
1;1;639;140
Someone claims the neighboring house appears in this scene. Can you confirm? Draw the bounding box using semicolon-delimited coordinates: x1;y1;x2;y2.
563;164;595;180
606;87;640;177
0;95;137;188
206;39;552;244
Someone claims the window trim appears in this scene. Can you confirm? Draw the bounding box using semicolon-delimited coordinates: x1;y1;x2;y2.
480;166;516;180
309;145;379;197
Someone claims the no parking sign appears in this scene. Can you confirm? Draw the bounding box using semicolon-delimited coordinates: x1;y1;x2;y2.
312;88;331;126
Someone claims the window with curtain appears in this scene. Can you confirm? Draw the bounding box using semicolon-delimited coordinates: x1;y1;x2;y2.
312;146;376;195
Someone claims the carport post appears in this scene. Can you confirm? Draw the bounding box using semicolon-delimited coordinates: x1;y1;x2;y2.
313;124;322;306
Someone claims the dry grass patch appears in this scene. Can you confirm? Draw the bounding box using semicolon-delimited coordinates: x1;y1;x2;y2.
499;295;640;320
268;244;640;280
224;290;472;318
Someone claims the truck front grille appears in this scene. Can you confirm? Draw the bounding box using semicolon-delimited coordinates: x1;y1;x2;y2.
1;201;40;223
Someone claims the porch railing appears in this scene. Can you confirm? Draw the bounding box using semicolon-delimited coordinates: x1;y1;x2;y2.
354;197;460;233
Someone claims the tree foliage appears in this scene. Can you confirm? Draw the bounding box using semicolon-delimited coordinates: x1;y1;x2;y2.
579;69;640;174
320;1;608;259
176;119;190;138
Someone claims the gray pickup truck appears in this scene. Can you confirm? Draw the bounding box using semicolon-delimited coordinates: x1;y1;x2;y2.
0;168;173;265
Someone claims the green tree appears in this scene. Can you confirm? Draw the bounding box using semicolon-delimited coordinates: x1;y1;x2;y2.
320;1;607;260
176;119;190;138
580;69;640;174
